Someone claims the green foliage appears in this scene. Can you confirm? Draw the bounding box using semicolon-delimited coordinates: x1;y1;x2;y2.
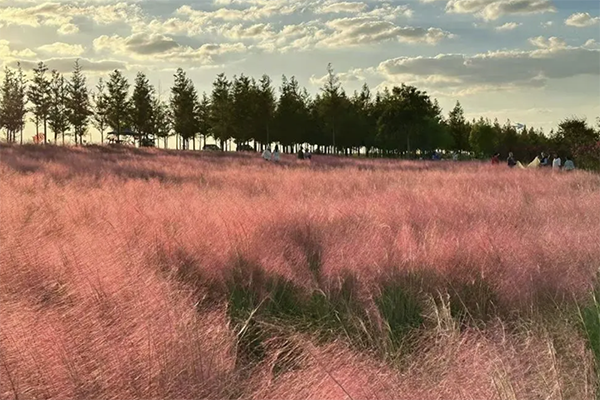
67;60;91;145
170;68;198;149
553;117;600;170
448;101;470;151
376;278;423;349
579;285;600;392
92;78;109;144
0;64;27;142
27;62;51;142
130;72;155;146
48;70;70;144
469;118;499;157
105;69;131;141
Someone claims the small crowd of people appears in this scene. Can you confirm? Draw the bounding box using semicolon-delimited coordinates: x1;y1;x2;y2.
261;145;312;162
261;145;280;162
494;151;575;171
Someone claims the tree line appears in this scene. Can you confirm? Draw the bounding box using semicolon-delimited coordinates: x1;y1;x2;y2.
1;61;599;169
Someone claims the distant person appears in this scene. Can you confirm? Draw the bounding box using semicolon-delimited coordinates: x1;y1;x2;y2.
273;145;280;162
552;153;561;170
305;148;312;160
507;152;517;168
540;152;549;167
262;146;271;161
491;153;500;165
563;156;575;171
452;152;459;161
298;148;305;160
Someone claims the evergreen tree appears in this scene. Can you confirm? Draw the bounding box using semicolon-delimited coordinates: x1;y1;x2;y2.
273;75;310;152
67;60;91;145
195;93;212;149
151;96;171;148
131;72;155;146
469;118;498;157
170;68;198;150
254;75;276;149
0;68;16;142
316;63;343;151
105;70;131;142
0;65;27;143
210;73;233;150
28;62;51;143
48;70;70;145
13;64;27;144
448;101;470;151
231;74;255;146
92;78;109;145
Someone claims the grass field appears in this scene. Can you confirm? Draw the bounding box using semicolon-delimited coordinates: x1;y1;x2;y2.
1;144;599;400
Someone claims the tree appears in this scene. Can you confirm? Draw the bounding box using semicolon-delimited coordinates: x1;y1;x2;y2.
231;74;255;146
210;73;233;150
273;75;311;152
130;72;155;146
195;93;211;149
253;75;276;150
92;78;109;145
0;65;27;143
28;62;51;143
469;118;498;157
554;117;600;170
151;96;171;148
105;70;131;142
67;60;91;145
316;63;343;151
448;101;470;151
48;70;70;145
375;84;444;157
170;68;198;150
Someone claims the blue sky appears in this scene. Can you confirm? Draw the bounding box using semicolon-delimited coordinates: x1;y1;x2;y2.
0;0;599;139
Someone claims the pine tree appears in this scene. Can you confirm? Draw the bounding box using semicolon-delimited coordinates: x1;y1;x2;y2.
0;67;16;142
210;73;233;150
131;72;155;146
106;70;131;142
231;74;254;147
318;63;343;151
14;64;27;144
448;101;469;151
170;68;198;150
28;62;51;143
151;96;171;148
48;70;70;145
195;93;211;149
254;75;275;149
67;60;91;145
92;78;109;145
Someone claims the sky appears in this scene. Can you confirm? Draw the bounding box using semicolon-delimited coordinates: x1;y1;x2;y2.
0;0;599;142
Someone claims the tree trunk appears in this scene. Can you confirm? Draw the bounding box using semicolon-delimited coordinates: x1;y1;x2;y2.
62;132;65;146
193;137;196;151
44;119;48;144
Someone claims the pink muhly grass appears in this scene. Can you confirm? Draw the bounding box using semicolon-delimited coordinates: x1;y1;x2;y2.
1;144;598;399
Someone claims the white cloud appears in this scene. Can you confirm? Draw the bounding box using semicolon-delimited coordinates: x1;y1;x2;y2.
38;42;85;57
0;2;144;33
93;33;246;65
495;22;521;31
320;17;452;48
528;36;566;49
0;39;36;60
446;0;556;21
309;67;367;86
372;38;599;93
360;3;413;20
565;12;600;27
541;20;553;27
315;2;367;14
